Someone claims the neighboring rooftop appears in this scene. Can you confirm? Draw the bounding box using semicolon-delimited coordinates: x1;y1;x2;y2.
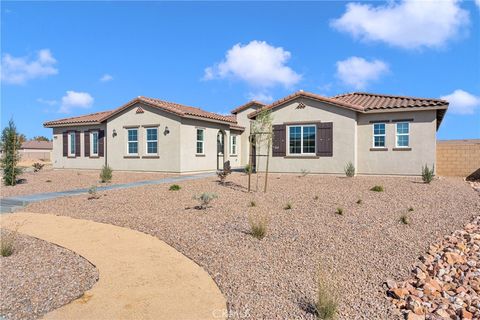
230;100;266;114
44;96;237;127
21;141;53;150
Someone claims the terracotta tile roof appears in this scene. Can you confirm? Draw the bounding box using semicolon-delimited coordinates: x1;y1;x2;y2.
231;100;266;114
20;141;53;150
331;92;448;111
247;90;365;118
44;110;113;127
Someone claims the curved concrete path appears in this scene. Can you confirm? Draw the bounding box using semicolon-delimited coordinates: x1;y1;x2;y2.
1;212;226;320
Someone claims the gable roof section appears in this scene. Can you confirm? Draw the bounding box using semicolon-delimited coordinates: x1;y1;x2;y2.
231;100;266;114
247;91;365;119
44;96;237;128
44;110;113;127
331;92;448;111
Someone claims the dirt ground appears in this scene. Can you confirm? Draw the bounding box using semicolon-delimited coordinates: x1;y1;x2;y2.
25;173;480;319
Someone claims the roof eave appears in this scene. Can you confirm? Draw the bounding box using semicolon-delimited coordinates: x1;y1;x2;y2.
43;121;103;128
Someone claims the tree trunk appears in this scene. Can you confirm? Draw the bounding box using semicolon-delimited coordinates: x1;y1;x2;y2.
264;136;271;193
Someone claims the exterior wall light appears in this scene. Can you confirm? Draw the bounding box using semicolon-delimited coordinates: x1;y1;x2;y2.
112;129;117;137
164;126;170;135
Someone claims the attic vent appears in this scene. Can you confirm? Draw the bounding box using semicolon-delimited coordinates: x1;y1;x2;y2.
136;107;145;114
296;102;306;109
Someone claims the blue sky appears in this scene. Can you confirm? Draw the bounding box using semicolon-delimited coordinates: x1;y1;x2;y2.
1;1;479;139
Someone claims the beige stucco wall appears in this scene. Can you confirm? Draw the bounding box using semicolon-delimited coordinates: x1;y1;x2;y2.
255;98;357;174
106;103;181;172
52;124;106;169
234;107;258;168
357;110;437;175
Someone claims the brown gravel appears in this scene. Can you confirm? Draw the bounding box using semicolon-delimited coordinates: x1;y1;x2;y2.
1;168;172;198
26;173;480;319
0;229;98;320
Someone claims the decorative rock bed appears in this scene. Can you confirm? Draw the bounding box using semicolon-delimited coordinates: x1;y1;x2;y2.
386;216;480;320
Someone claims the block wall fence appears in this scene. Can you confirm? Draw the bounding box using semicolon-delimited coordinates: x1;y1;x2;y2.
436;140;480;177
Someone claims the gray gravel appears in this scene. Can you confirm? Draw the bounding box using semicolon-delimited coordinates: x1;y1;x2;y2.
26;173;480;319
0;229;98;320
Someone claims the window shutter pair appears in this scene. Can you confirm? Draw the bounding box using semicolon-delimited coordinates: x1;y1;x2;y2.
271;122;333;157
62;130;105;158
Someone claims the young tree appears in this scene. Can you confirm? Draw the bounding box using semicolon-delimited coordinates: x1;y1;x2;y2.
1;120;23;186
250;109;273;193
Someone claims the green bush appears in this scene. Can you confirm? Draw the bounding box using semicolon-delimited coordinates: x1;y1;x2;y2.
335;207;344;215
249;200;256;207
193;192;218;209
244;163;252;174
408;207;414;212
169;184;181;191
88;185;100;200
370;185;384;192
400;214;410;225
1;229;18;257
422;164;435;183
249;215;268;239
316;276;338;320
1;120;23;186
284;202;292;210
344;161;355;177
100;164;113;183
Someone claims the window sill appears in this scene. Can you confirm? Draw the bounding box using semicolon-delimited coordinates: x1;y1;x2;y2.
67;156;76;158
369;148;388;151
230;154;238;157
284;155;319;159
195;154;205;157
393;147;412;151
124;155;140;159
142;155;159;159
89;156;99;159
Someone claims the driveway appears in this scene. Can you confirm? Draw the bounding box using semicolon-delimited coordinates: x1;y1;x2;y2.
1;212;226;320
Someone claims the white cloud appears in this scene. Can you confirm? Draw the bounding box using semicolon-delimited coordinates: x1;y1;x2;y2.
476;0;480;8
336;57;389;89
204;40;301;88
59;91;94;114
100;74;113;82
331;0;469;49
441;89;480;115
37;98;58;106
247;92;274;103
1;49;58;84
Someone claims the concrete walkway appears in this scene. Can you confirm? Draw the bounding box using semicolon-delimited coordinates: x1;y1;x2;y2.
1;212;227;320
0;172;215;213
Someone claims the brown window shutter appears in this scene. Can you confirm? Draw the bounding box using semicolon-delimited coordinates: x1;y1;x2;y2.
84;131;90;157
317;122;333;157
63;132;68;157
75;131;81;157
98;130;105;157
272;124;286;157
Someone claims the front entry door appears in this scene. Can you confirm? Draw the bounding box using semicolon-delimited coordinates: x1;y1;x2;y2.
217;131;224;170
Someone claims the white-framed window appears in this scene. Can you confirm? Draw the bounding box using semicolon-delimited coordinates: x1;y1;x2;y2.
90;131;99;156
230;134;237;155
68;132;76;157
396;122;410;148
196;128;204;154
145;127;158;155
373;123;386;148
288;125;316;155
127;128;138;155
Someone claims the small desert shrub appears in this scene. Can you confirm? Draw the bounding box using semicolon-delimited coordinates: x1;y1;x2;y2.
88;185;100;200
217;161;232;185
356;199;362;204
284;202;292;210
314;195;319;200
193;192;218;209
316;275;338;320
421;164;435;184
249;215;268;240
45;179;52;183
100;164;113;183
300;169;310;177
408;207;414;212
244;163;252;174
249;200;256;207
370;185;384;192
335;207;344;215
344;161;355;177
400;214;410;225
1;230;18;257
32;162;45;172
169;184;181;191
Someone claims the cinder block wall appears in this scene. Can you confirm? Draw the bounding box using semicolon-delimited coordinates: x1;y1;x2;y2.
436;140;480;177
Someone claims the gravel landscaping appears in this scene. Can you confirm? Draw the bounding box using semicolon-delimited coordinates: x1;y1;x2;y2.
1;168;172;198
25;173;480;319
0;229;98;320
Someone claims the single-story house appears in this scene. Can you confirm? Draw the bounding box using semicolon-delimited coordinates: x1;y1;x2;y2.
44;91;448;175
19;140;53;161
